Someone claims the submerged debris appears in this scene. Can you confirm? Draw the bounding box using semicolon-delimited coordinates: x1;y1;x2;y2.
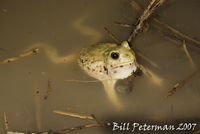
165;67;200;98
53;110;94;120
117;67;144;94
4;112;8;131
2;9;7;12
182;40;195;66
128;0;200;50
44;79;51;99
127;0;165;43
3;111;106;134
104;27;121;44
0;48;39;65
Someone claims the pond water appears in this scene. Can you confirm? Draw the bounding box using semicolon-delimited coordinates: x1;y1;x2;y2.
0;0;200;134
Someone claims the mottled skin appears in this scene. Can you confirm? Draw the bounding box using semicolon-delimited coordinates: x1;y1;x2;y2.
78;41;137;80
78;41;138;108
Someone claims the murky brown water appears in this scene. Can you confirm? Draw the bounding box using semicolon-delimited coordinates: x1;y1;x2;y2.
0;0;200;134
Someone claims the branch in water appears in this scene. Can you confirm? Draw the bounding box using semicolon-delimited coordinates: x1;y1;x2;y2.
0;48;39;65
165;67;200;98
104;27;121;44
127;0;165;44
44;79;51;99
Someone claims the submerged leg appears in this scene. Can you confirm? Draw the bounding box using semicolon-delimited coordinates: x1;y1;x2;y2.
102;80;123;109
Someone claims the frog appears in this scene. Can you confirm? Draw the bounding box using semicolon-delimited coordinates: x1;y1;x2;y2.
78;41;138;108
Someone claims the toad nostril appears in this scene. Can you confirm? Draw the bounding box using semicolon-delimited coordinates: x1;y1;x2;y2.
125;54;129;57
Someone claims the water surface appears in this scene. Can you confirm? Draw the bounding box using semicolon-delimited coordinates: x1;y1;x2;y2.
0;0;200;134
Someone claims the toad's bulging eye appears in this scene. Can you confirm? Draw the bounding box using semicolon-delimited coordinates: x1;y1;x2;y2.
110;52;119;59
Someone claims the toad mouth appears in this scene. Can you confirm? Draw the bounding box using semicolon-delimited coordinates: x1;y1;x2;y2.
112;59;135;69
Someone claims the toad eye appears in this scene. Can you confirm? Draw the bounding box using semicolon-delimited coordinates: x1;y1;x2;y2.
110;52;119;59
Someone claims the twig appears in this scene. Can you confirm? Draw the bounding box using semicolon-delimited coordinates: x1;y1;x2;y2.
4;112;9;131
154;19;200;46
182;40;194;65
150;25;200;50
151;25;182;44
127;0;165;43
131;1;143;13
91;114;100;124
53;110;94;120
2;9;8;12
104;27;121;44
7;130;54;134
5;111;107;134
6;124;106;134
138;64;152;77
131;1;200;50
44;79;51;99
136;52;161;70
0;48;39;65
65;79;100;83
165;67;200;98
131;0;143;16
114;22;134;27
122;14;135;21
58;122;105;133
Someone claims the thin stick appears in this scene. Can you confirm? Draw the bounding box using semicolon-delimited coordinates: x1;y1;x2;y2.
150;25;200;50
0;48;39;65
131;1;200;50
151;25;182;44
44;79;51;99
154;19;200;46
114;22;134;27
6;122;106;134
139;64;152;77
165;67;200;98
131;1;143;13
104;27;121;44
122;14;135;21
127;0;165;43
65;79;100;83
7;130;56;134
136;52;161;70
5;112;107;134
53;110;94;120
91;114;100;124
4;112;9;131
182;40;194;65
59;122;105;133
116;20;195;48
